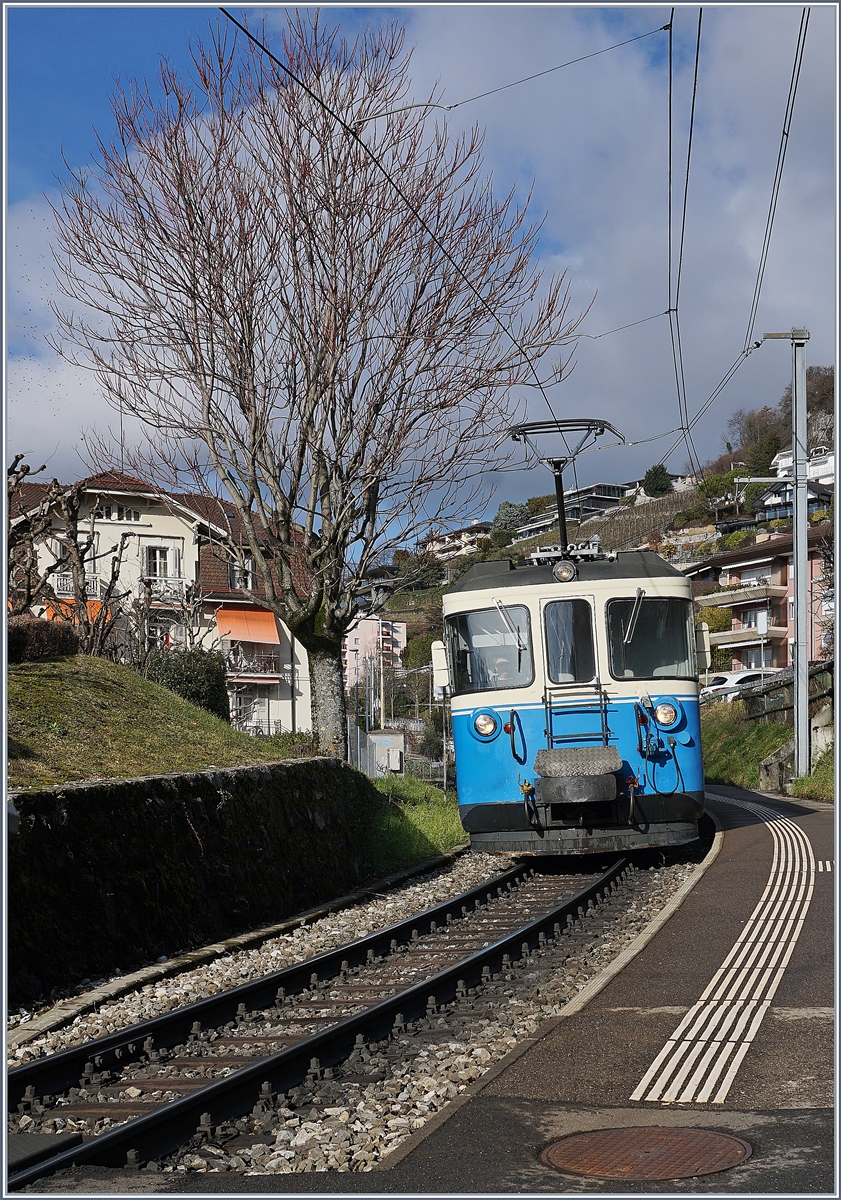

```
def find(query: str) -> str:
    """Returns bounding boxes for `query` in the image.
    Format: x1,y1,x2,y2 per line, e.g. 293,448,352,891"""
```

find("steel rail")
9,863,529,1109
8,858,627,1188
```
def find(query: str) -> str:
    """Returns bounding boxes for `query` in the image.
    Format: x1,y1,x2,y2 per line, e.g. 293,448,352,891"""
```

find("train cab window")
607,597,694,680
544,600,596,683
445,605,533,693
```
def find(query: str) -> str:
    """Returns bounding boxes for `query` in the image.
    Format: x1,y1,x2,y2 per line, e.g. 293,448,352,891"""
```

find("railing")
404,755,447,783
225,649,290,677
741,663,834,726
53,573,104,599
230,716,287,737
138,576,187,602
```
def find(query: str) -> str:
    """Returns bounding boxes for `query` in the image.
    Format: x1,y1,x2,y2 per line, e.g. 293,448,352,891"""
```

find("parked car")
700,669,781,703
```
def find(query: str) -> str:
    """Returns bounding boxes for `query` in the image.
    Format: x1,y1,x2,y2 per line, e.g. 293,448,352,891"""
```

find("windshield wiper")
623,588,646,645
492,597,526,669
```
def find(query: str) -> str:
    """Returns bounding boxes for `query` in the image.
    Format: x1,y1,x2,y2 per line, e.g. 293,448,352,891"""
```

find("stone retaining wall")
8,759,381,1004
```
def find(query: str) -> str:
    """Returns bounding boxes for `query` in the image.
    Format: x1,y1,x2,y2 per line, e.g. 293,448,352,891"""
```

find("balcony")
696,582,787,609
137,576,187,604
53,572,104,599
225,647,291,680
709,624,788,648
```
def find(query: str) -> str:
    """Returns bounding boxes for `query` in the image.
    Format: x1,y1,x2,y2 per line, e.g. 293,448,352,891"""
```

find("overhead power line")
368,24,670,119
667,8,704,480
742,6,811,353
658,6,811,469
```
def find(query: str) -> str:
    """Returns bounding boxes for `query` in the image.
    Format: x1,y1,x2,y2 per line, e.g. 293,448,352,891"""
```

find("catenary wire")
219,7,566,427
667,9,704,480
365,24,670,120
658,6,810,467
561,310,669,341
742,7,811,353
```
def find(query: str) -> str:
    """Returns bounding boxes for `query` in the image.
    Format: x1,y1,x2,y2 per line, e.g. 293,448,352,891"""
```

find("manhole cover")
540,1127,752,1181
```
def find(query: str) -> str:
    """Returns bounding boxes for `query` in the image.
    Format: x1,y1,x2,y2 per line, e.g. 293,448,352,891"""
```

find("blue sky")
5,5,837,503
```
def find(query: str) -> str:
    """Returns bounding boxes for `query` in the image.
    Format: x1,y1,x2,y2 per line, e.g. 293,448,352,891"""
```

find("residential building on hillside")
685,524,833,671
424,520,492,561
770,444,835,485
510,475,700,544
341,616,407,690
751,480,833,524
511,509,557,543
12,471,311,735
511,483,627,542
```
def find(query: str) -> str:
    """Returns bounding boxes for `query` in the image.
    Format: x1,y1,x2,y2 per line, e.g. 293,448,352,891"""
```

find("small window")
146,547,169,577
229,555,254,590
544,600,596,683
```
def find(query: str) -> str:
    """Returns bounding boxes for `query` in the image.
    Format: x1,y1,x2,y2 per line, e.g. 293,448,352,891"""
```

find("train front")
433,550,706,854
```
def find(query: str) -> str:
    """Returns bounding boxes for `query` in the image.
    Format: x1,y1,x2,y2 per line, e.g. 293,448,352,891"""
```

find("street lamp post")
352,648,360,766
762,329,810,776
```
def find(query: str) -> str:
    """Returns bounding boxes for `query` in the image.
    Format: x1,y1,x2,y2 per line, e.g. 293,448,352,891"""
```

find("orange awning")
45,600,103,621
216,608,281,644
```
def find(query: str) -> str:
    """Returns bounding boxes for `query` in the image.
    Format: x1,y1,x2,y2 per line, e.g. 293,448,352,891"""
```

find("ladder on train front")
544,684,610,748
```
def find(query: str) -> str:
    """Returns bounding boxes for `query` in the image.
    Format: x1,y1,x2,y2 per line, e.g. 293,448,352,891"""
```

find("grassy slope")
8,657,468,876
7,656,298,790
700,698,834,799
370,777,466,874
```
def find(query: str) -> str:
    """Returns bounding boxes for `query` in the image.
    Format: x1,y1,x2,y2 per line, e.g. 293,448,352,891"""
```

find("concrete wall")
8,759,382,1004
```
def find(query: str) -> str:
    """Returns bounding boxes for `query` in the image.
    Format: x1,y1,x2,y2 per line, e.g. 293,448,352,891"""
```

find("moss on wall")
8,759,382,1003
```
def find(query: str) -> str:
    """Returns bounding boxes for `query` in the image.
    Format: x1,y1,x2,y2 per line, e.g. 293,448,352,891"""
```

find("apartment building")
686,524,832,671
14,470,311,735
424,521,492,561
341,616,407,690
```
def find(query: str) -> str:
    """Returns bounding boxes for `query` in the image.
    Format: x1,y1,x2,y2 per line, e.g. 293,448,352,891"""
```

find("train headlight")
654,702,679,727
553,560,577,583
473,712,499,737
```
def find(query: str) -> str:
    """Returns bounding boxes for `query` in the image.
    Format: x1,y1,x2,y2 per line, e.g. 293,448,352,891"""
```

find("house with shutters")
15,470,311,735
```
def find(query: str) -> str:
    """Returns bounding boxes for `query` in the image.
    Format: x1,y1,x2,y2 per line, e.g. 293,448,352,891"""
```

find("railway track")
8,856,629,1188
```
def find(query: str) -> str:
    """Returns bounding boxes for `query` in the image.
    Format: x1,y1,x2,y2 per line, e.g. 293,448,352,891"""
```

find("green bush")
491,528,514,548
145,647,230,722
418,707,444,759
8,615,79,663
262,730,318,758
717,530,753,552
789,745,834,802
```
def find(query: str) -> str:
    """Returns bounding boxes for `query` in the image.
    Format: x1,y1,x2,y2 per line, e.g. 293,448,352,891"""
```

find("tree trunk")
308,647,348,759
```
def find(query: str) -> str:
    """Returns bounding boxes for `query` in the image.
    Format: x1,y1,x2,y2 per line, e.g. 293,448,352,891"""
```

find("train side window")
606,598,694,680
544,600,596,684
444,606,533,693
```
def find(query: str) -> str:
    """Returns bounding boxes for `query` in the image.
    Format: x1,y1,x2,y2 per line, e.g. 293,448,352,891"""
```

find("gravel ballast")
10,834,715,1178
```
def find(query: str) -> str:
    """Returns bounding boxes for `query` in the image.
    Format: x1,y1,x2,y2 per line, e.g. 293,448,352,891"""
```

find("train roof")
445,550,687,594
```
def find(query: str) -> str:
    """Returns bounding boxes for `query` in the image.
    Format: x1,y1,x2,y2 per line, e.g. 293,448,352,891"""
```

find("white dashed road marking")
630,797,815,1105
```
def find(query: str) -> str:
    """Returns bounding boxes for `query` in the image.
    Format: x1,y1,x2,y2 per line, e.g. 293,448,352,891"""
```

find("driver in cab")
492,650,515,684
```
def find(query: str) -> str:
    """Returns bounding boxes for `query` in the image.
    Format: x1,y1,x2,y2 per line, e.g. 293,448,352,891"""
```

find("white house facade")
19,471,312,735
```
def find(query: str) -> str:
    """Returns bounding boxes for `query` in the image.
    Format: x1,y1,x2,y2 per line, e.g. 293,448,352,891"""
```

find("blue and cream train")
432,544,709,855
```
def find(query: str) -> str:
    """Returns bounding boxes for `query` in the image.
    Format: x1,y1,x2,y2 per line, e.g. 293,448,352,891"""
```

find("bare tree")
45,483,134,657
7,456,70,615
49,13,583,755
